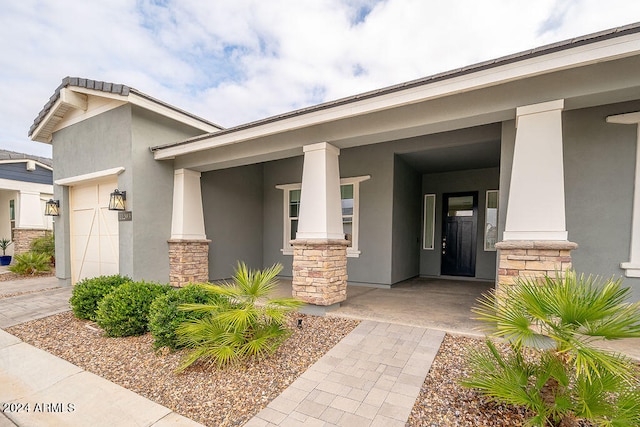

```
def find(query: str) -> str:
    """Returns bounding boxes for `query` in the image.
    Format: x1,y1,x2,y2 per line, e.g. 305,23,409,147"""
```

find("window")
423,194,436,250
277,175,369,257
485,190,498,251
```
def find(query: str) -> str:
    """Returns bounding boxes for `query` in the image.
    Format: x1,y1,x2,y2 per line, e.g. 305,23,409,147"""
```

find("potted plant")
0,238,13,266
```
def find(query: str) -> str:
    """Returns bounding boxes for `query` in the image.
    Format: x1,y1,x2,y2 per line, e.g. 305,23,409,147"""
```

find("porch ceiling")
398,140,501,174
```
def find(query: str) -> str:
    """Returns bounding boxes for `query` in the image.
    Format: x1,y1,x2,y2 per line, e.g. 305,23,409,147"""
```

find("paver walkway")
0,276,70,328
246,321,445,427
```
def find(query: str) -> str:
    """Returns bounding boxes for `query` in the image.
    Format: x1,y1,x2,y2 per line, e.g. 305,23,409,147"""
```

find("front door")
441,192,477,277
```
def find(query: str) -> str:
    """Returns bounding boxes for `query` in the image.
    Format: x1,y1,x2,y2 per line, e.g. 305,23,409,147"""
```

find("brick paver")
246,320,445,426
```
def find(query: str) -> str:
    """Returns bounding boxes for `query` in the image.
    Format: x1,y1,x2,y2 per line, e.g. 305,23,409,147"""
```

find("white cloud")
1,0,639,157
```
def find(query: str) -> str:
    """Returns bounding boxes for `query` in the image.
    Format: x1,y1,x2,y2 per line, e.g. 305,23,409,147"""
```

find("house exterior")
0,150,53,257
30,23,640,305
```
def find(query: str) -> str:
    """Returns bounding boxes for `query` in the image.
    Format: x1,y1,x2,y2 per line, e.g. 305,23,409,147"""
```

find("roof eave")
151,22,640,160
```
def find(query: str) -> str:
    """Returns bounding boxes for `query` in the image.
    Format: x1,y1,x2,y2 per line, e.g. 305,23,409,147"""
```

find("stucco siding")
130,106,201,282
420,167,500,280
340,144,395,285
563,101,640,301
391,155,421,283
202,163,264,280
52,105,133,283
263,157,304,277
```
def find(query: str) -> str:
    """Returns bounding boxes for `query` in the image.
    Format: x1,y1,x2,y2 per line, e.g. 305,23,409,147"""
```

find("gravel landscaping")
6,311,359,426
5,308,540,426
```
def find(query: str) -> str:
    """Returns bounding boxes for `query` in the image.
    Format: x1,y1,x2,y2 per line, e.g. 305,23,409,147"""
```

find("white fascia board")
153,32,640,161
0,178,53,193
607,111,640,124
71,87,219,133
55,167,125,186
127,93,220,133
0,159,53,171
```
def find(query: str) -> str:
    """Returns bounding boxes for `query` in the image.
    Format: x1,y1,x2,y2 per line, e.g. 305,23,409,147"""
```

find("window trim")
276,175,369,258
423,194,436,250
484,190,499,251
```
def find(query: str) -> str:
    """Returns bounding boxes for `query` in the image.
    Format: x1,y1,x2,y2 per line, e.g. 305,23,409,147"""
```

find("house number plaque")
118,211,133,221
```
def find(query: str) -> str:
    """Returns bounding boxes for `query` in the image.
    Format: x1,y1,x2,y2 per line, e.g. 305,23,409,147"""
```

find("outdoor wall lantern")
108,189,126,211
44,199,60,216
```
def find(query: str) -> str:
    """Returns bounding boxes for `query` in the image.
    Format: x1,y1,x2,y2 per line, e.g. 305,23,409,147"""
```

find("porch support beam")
296,142,345,240
497,100,577,291
168,168,210,287
292,142,349,306
607,111,640,277
170,168,206,240
503,99,568,241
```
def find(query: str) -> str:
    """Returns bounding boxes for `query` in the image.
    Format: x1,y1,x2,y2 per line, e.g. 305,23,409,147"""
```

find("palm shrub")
96,280,171,337
462,270,640,426
70,274,131,321
176,262,303,371
9,252,51,275
149,284,221,350
30,232,55,265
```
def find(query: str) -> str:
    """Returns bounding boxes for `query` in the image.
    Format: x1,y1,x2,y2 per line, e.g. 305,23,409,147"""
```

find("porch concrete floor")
275,276,493,337
275,276,640,360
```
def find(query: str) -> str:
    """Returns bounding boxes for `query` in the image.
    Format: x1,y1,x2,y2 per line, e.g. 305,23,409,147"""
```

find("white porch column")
607,111,640,277
292,142,349,307
497,100,577,290
168,168,209,287
170,168,206,240
504,99,568,241
296,142,345,240
16,190,46,230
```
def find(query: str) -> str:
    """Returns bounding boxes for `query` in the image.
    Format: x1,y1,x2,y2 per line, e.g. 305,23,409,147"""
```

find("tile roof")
150,21,640,152
0,149,52,167
28,77,222,137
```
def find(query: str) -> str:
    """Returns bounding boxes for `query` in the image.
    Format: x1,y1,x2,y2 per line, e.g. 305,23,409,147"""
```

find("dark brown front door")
441,192,477,277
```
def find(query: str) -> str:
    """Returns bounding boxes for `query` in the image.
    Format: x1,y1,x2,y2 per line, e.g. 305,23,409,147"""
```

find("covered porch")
272,276,493,335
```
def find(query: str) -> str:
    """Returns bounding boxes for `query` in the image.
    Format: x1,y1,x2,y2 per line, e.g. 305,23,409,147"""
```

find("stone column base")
292,239,349,306
495,240,578,291
13,228,48,255
168,239,211,287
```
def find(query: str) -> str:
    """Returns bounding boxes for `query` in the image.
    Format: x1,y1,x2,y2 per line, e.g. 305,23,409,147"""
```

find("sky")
1,0,640,158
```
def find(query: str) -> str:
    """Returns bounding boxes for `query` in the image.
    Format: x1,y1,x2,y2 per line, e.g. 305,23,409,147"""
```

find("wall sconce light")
44,199,60,216
108,189,126,211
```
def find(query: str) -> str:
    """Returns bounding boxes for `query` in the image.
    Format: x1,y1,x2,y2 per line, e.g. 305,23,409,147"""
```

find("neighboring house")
29,23,640,306
0,150,53,256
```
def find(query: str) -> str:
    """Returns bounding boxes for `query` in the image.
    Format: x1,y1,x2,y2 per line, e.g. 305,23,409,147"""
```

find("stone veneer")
291,239,349,306
12,228,48,255
495,240,578,290
168,239,210,287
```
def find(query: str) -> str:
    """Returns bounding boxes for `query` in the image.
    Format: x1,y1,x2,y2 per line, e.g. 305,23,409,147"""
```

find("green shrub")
149,284,218,350
9,252,51,275
462,270,640,426
30,233,55,264
176,262,303,370
96,281,171,337
69,275,131,321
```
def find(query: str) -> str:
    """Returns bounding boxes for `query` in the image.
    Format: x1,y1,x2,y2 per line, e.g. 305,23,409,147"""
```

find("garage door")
70,179,119,284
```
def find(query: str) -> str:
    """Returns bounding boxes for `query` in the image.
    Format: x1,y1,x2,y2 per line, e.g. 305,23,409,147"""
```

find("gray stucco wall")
129,106,202,282
340,144,395,285
201,163,264,280
52,105,134,284
52,104,205,284
263,156,304,277
420,168,500,280
563,101,640,302
391,155,421,283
